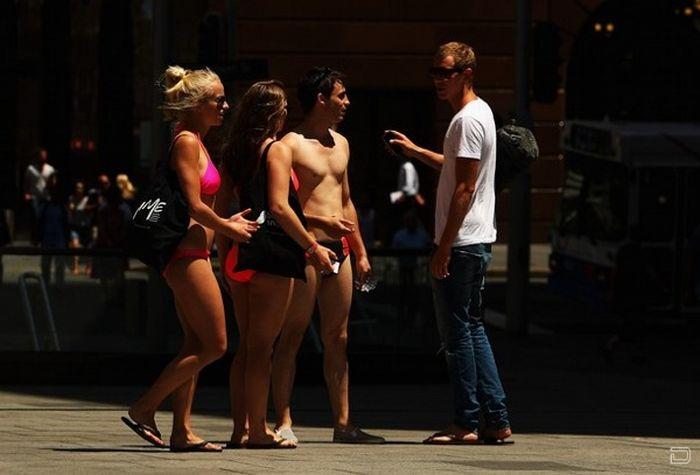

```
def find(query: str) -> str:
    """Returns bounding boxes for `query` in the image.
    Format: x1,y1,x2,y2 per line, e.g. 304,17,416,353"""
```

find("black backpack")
126,147,190,272
495,124,539,193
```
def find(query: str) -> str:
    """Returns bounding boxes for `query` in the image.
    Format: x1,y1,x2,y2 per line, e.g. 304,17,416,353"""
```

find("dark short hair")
32,147,47,161
297,66,346,114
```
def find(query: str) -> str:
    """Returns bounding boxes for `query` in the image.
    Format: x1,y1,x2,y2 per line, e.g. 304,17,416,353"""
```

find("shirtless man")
271,67,385,444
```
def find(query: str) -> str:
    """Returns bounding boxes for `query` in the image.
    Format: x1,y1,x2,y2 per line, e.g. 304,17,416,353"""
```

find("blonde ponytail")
159,65,220,121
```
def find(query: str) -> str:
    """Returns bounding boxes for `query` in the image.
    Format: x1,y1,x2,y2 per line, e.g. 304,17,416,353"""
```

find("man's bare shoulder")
329,129,349,148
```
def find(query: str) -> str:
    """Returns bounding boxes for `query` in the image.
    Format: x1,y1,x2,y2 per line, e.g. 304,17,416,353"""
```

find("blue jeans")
430,243,509,431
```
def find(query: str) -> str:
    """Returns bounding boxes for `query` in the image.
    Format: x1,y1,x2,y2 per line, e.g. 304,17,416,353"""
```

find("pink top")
172,129,221,196
199,153,221,196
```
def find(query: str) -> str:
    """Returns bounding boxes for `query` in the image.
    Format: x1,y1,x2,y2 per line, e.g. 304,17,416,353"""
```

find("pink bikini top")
199,152,221,196
172,130,221,196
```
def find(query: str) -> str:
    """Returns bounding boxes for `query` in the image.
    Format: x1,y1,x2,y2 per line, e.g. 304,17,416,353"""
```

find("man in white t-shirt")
392,160,425,205
390,42,511,445
24,147,55,243
24,148,55,204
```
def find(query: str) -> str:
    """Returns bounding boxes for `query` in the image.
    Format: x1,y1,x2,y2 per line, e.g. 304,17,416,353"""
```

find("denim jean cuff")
454,418,479,433
484,411,511,430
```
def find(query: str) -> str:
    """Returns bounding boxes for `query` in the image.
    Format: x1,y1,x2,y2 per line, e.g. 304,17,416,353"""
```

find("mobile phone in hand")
382,130,403,157
321,259,340,278
330,260,340,274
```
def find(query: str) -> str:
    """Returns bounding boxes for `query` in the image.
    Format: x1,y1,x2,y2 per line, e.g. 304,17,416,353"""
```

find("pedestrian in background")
24,147,55,244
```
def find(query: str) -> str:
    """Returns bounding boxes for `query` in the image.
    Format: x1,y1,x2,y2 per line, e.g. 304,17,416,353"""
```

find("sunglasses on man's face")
428,67,464,80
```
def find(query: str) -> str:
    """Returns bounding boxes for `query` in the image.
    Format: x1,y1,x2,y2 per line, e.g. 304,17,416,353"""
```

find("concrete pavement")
0,384,697,474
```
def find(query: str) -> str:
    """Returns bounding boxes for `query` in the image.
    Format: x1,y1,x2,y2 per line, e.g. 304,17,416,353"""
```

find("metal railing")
0,245,440,354
18,272,60,351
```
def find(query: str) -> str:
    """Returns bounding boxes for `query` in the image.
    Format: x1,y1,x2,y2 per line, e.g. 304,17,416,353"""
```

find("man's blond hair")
435,42,477,72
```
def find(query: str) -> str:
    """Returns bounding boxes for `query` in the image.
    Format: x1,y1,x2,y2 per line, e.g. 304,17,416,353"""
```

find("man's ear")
464,68,474,81
316,92,327,106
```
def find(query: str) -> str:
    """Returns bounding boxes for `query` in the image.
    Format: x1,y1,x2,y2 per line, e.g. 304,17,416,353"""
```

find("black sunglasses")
428,67,465,79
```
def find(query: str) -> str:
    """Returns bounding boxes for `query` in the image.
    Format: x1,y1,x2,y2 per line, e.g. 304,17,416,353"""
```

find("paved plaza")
0,383,697,474
2,242,698,473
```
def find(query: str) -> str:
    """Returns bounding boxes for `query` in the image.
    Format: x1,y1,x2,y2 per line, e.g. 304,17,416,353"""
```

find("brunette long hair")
221,80,287,188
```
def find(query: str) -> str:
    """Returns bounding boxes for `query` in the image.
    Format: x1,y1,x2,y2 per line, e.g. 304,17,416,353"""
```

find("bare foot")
228,430,249,447
247,430,296,448
122,408,166,448
247,435,297,449
481,426,512,441
170,440,223,452
171,430,223,451
127,407,158,435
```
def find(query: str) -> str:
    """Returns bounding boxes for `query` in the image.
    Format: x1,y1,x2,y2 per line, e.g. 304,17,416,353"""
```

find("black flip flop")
246,439,296,450
482,438,515,445
170,440,223,453
121,416,167,448
225,441,247,449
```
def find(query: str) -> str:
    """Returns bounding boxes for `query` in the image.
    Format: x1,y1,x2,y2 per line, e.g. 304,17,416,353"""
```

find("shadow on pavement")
2,282,699,440
51,448,164,453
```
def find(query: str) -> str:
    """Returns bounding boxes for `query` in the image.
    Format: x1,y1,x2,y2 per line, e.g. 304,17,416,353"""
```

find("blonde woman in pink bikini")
122,66,258,452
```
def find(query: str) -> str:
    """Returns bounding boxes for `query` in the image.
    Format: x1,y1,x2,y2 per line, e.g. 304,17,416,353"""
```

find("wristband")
304,242,318,259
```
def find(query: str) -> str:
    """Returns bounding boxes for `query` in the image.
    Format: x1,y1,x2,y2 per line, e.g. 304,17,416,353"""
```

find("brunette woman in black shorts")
215,80,336,449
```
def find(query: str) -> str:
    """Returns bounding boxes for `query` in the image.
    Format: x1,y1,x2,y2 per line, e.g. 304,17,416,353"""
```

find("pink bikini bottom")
225,246,256,283
163,248,210,275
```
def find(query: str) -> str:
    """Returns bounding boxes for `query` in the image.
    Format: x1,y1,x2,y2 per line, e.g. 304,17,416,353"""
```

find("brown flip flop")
422,431,480,445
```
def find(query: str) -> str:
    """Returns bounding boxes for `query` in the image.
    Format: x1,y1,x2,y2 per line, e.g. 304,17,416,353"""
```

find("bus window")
556,152,628,241
636,168,677,242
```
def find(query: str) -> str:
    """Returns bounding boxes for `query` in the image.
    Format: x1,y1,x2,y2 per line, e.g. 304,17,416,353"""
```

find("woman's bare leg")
170,298,201,445
128,258,226,444
245,273,294,445
229,281,250,444
272,265,318,430
170,374,198,443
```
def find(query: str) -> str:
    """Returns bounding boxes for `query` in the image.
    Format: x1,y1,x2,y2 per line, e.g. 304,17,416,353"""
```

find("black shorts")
318,237,350,269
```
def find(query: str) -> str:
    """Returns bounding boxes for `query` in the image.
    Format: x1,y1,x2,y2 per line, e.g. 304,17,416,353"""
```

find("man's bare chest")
294,145,348,185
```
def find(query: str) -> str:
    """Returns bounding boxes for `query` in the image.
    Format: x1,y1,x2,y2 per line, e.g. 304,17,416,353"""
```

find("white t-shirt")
398,161,419,196
26,163,56,200
434,97,497,246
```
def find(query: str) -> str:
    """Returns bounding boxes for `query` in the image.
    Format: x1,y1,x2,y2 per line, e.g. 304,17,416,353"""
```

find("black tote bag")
233,143,307,280
126,150,190,272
